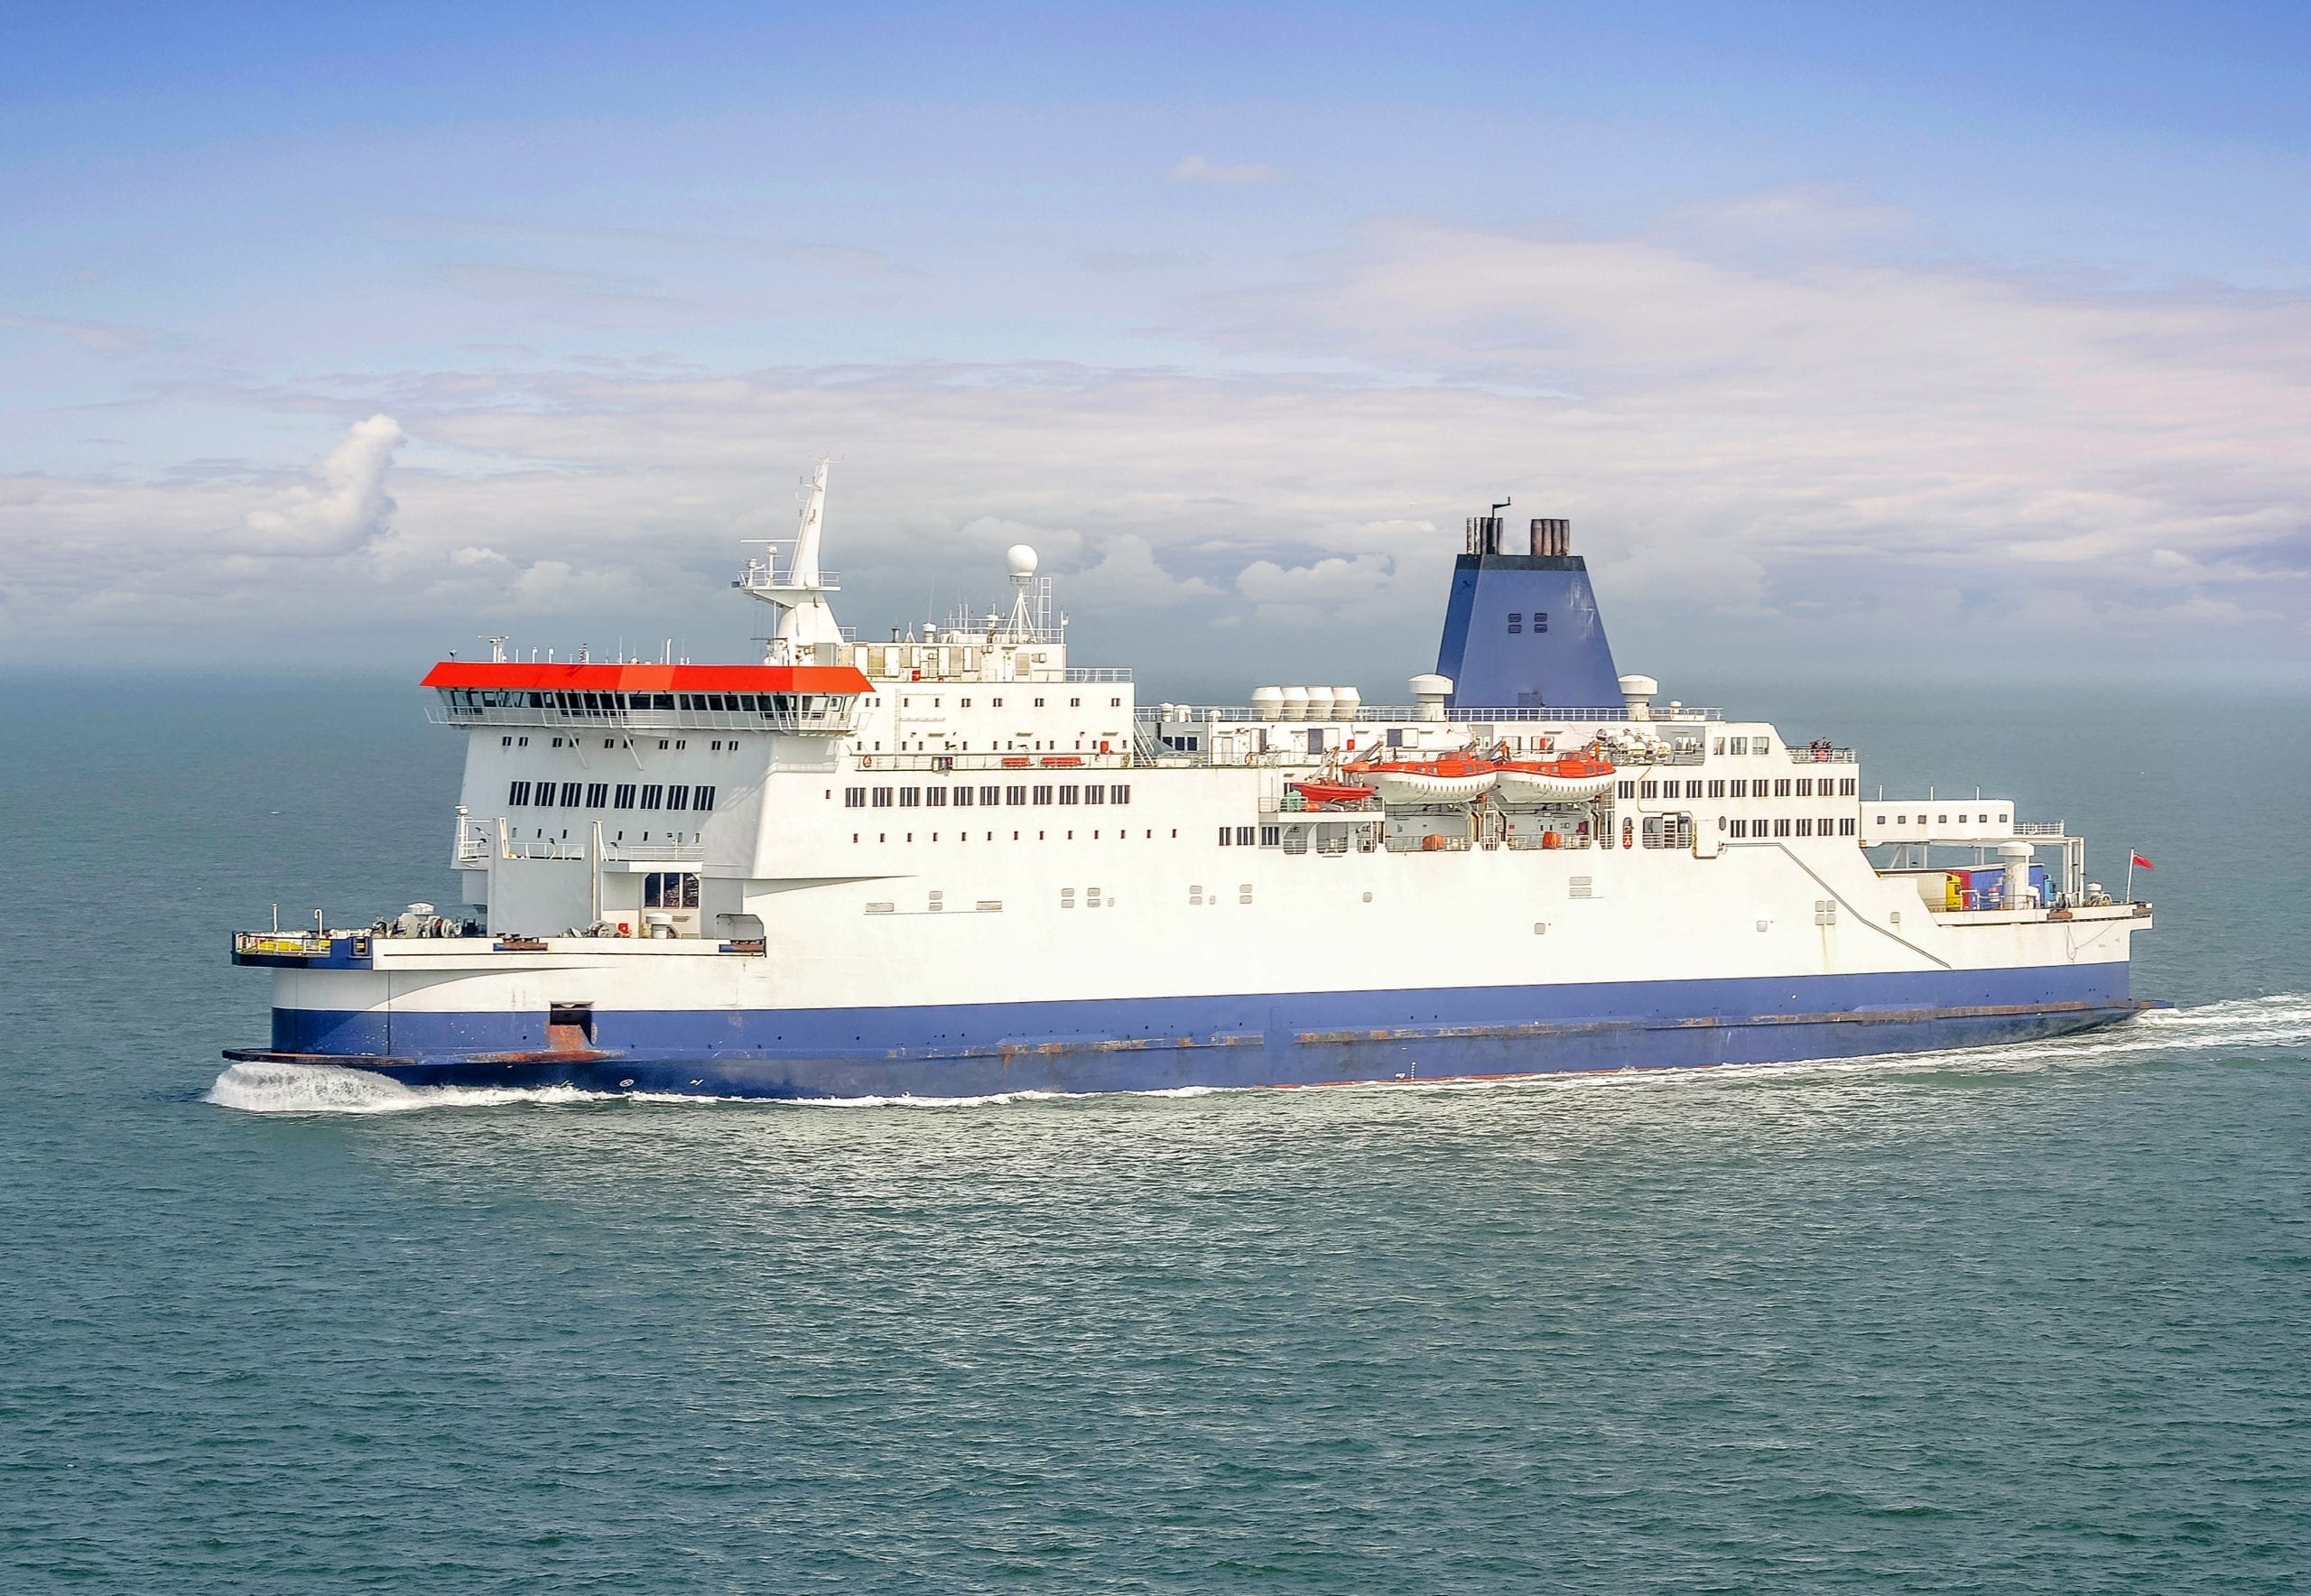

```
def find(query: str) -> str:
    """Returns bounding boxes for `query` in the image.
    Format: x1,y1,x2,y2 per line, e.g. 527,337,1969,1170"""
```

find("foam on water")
203,996,2310,1116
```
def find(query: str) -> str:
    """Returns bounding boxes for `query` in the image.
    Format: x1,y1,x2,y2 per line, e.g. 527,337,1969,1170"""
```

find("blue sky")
4,1,2307,690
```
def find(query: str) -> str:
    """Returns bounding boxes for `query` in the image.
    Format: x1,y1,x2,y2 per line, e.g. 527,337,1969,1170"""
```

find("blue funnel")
1434,551,1623,711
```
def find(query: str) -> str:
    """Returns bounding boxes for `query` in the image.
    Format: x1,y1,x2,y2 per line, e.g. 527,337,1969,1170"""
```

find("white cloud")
232,413,404,556
4,200,2308,684
1165,154,1282,185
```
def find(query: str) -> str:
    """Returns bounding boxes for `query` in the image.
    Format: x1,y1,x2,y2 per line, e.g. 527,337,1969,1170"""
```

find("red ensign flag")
2130,852,2154,871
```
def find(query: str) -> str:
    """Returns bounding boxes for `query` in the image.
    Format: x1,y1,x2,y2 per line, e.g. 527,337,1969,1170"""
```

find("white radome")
1006,544,1039,578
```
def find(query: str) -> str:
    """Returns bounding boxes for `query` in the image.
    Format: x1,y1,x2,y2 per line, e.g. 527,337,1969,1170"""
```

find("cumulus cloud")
1165,154,1282,185
4,200,2308,685
233,413,404,556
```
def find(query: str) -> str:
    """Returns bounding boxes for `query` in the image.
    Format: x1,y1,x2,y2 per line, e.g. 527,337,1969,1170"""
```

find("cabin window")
1639,780,1658,799
636,784,663,809
586,782,608,807
1616,780,1636,799
643,871,700,909
1796,778,1814,797
1110,784,1131,804
1707,780,1725,798
1069,697,1081,708
1774,819,1792,837
1685,781,1703,799
926,787,948,807
844,787,866,808
870,787,893,808
693,786,715,812
898,788,921,808
1061,887,1076,908
1034,697,1045,708
1796,819,1814,836
1730,820,1748,838
507,781,532,805
1507,612,1523,634
1260,825,1281,848
1218,827,1232,846
1841,819,1858,836
560,782,582,806
1006,784,1027,805
1774,779,1792,797
1033,784,1053,804
1058,784,1081,804
1237,827,1256,847
666,786,690,812
1083,785,1104,806
1729,737,1748,755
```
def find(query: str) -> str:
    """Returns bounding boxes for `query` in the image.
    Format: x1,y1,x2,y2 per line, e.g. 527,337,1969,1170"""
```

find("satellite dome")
1006,543,1039,578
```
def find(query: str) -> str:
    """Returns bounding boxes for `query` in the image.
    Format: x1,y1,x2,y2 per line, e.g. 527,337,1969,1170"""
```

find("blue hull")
231,966,2148,1100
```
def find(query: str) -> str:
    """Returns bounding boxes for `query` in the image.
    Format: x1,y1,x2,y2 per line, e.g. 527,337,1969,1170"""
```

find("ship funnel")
1529,518,1571,557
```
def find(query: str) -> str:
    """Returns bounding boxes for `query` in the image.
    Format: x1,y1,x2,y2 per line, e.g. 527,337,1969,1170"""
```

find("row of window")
1504,610,1550,635
1877,812,2009,828
896,694,1124,710
854,830,1176,843
455,688,833,713
507,780,717,812
1624,775,1860,800
844,784,1133,809
1729,818,1859,838
1711,737,1774,756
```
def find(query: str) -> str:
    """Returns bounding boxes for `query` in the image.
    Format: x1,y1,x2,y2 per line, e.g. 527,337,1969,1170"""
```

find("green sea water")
3,676,2306,1591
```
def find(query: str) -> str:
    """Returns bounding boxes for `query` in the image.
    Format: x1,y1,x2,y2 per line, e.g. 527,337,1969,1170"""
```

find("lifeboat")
1492,755,1617,805
1351,754,1498,804
1289,779,1378,807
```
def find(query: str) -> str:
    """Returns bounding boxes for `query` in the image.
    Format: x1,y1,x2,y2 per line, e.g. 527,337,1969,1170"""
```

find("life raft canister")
1621,817,1635,849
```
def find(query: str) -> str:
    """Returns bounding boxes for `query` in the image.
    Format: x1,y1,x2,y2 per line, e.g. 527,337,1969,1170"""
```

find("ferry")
225,465,2154,1099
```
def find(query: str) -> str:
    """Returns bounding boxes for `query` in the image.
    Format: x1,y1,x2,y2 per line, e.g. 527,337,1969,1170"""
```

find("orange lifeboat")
1492,754,1617,804
1289,779,1378,807
1354,754,1498,804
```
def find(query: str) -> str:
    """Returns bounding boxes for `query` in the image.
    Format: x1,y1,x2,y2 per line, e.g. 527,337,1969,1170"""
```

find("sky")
4,0,2308,697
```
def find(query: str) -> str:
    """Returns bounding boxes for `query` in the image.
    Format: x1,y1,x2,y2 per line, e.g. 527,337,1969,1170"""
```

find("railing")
734,566,840,591
1148,703,1722,725
1385,834,1473,853
856,752,1134,772
1063,667,1134,682
1787,745,1859,764
429,701,860,735
235,931,334,957
2014,821,2067,837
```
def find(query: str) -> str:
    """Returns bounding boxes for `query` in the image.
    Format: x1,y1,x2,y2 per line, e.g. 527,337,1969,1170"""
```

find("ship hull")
227,963,2148,1100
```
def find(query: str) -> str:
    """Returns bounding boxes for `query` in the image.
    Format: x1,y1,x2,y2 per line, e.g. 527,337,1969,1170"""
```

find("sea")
2,673,2306,1592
